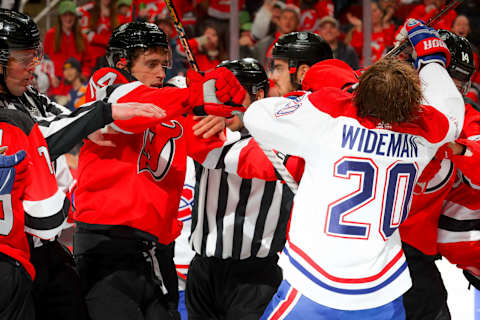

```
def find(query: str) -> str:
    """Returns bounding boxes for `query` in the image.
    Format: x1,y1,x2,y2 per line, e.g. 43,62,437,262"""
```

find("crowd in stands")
33,0,480,109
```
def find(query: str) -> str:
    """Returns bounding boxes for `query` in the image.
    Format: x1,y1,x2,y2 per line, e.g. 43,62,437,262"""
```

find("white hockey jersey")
243,63,464,310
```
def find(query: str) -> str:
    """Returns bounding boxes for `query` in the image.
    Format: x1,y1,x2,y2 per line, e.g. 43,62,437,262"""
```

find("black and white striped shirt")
190,130,295,260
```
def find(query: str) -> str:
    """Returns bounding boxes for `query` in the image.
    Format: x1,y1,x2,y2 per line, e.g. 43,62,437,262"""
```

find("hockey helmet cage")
438,29,475,94
217,58,269,96
106,21,171,69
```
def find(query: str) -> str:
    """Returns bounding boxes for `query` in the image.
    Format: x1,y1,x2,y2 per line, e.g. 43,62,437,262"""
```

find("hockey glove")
187,68,247,118
0,150,27,195
404,19,451,71
450,138,480,186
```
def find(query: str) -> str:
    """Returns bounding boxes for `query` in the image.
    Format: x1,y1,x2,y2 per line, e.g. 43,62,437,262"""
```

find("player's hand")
403,19,450,70
187,68,247,118
0,150,27,195
192,115,226,140
111,102,166,121
87,126,118,147
449,138,480,185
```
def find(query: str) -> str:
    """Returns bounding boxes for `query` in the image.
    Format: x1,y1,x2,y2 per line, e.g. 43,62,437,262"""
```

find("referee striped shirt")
190,130,295,260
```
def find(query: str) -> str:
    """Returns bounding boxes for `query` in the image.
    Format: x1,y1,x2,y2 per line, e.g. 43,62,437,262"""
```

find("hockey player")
238,20,464,319
269,31,332,96
400,29,479,320
185,58,303,320
73,21,246,320
0,9,168,320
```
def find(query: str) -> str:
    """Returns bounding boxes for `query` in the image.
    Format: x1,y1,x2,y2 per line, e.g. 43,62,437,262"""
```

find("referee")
186,58,295,320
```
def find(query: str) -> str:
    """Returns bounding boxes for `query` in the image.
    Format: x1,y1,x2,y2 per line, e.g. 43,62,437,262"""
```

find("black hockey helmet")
272,32,332,68
0,9,43,95
217,58,269,97
271,31,332,88
106,21,171,69
0,9,42,67
438,29,475,95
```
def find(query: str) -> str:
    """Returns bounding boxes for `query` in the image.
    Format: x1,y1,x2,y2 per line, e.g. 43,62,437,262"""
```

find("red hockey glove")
403,19,451,70
186,68,246,118
450,138,480,185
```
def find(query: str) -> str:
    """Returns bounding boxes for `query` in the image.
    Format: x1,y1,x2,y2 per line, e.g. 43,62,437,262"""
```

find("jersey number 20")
326,157,417,240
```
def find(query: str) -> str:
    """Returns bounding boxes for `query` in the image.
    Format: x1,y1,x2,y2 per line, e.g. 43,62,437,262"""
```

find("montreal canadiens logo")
178,184,194,221
275,96,304,118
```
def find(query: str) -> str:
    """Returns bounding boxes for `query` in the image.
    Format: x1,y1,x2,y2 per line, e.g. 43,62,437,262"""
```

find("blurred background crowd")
2,0,479,109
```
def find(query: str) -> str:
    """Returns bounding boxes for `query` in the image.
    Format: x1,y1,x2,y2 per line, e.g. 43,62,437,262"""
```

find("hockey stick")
164,0,299,193
383,0,464,59
164,0,199,72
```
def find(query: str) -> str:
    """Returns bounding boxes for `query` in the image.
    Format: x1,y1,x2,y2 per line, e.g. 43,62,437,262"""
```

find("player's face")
1,49,39,96
130,48,168,88
271,59,295,96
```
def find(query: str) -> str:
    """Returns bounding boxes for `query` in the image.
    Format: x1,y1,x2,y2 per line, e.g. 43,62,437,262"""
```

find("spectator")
251,0,284,41
155,15,187,79
348,1,395,65
43,1,92,96
452,14,470,38
287,0,334,32
407,0,456,30
252,4,300,66
239,12,256,58
117,0,131,23
451,14,480,96
63,58,87,111
318,16,359,69
77,0,120,67
177,20,227,72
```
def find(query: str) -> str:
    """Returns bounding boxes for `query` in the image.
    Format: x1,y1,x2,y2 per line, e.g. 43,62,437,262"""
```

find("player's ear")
256,89,265,100
116,60,127,70
297,64,310,84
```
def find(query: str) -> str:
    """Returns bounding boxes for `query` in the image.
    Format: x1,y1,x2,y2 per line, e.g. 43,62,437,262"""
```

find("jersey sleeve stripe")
437,229,480,243
23,188,66,218
438,215,480,232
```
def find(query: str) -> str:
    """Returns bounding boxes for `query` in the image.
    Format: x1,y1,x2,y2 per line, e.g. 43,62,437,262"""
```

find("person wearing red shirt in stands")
286,0,334,32
348,1,395,65
77,0,120,67
43,1,93,96
407,0,456,31
177,21,227,72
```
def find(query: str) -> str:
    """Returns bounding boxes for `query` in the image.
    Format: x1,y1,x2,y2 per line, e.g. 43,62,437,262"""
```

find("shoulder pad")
0,109,35,135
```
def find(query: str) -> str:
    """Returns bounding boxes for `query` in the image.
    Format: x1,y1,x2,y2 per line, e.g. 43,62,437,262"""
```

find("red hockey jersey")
0,110,66,279
75,68,228,244
400,102,480,255
437,173,480,274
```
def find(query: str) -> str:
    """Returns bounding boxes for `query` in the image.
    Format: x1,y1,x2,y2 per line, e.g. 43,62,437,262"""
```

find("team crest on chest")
138,120,183,181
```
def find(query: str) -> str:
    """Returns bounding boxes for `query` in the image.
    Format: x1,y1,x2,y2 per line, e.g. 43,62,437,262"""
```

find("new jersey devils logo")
138,120,183,181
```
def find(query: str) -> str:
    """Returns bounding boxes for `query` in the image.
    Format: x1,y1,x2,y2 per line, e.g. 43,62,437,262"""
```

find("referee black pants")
185,254,282,320
402,242,451,320
0,252,35,320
